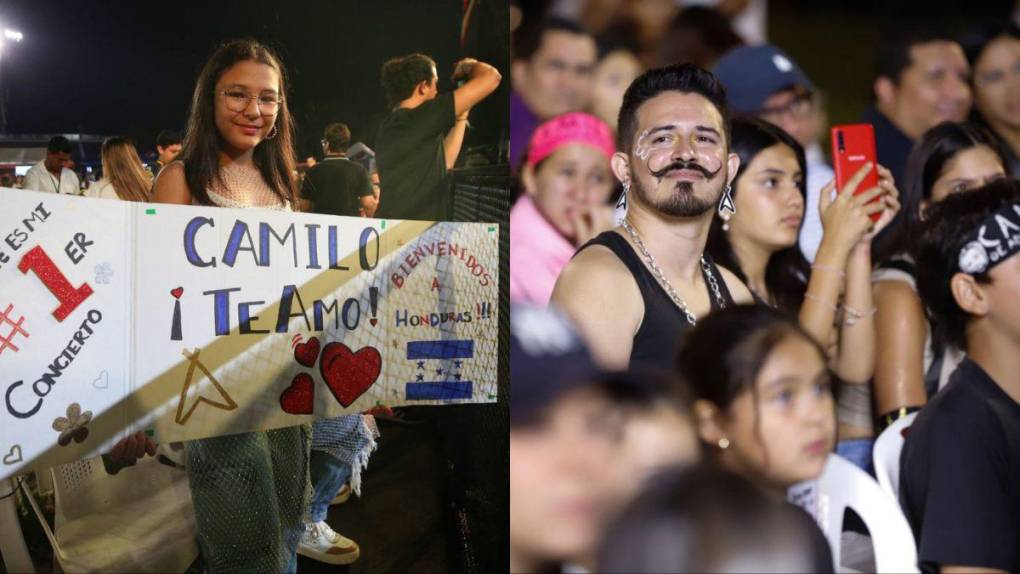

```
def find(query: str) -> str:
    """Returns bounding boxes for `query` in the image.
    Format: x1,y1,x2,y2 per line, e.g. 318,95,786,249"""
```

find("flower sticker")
52,402,92,446
94,262,114,284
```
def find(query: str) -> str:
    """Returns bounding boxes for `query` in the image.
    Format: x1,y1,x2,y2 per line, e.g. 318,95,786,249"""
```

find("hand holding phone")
831,124,882,222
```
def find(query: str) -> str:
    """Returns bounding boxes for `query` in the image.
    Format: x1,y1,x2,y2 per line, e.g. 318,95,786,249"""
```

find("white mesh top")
205,162,291,211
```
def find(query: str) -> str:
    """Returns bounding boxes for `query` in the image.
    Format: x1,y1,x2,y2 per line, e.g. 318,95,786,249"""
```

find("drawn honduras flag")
404,339,474,400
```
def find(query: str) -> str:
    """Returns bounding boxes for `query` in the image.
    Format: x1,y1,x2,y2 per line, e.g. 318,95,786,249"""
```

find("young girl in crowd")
87,137,152,202
510,112,616,306
153,39,346,572
705,116,900,472
871,122,1008,431
962,21,1020,176
675,304,836,492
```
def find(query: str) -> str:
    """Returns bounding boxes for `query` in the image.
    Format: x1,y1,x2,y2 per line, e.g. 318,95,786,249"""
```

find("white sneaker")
297,521,360,565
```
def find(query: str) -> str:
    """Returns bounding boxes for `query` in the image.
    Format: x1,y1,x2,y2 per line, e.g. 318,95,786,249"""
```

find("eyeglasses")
759,92,812,121
217,90,283,115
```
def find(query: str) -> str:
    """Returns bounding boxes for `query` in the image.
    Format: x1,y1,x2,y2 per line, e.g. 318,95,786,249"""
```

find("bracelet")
842,304,877,326
811,263,846,278
876,406,921,434
804,293,840,314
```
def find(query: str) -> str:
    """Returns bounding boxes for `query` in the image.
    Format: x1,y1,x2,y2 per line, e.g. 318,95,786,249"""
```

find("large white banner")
0,189,499,479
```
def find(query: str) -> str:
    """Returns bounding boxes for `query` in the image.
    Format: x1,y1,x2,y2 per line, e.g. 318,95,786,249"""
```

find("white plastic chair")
23,451,198,573
815,454,919,573
872,412,918,504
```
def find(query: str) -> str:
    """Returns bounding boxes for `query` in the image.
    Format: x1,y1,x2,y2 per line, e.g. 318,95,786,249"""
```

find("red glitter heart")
319,343,382,407
294,337,321,367
170,287,184,299
280,373,314,414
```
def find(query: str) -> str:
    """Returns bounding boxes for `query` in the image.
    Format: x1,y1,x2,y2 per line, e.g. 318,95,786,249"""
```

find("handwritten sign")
0,189,499,479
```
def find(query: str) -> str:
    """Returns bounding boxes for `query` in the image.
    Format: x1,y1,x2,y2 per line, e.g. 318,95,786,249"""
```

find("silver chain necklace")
619,218,727,326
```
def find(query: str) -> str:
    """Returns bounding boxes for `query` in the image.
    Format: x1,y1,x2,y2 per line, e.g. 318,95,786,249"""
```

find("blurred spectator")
623,0,683,67
657,6,744,70
905,179,1020,574
1,174,13,188
676,304,836,491
510,112,615,306
713,43,834,262
962,21,1020,176
864,26,972,186
871,122,1008,429
23,135,80,194
509,304,658,573
598,466,833,573
150,129,182,179
696,0,768,46
87,137,153,202
511,17,597,169
302,122,375,217
590,39,643,131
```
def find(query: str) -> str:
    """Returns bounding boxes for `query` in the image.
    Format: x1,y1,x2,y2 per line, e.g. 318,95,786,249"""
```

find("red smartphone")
831,123,882,222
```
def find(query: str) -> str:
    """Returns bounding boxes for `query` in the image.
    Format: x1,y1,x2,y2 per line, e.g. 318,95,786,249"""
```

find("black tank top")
577,231,735,372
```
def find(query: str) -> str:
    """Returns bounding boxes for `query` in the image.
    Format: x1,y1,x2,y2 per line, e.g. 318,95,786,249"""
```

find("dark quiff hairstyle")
380,53,436,107
675,304,830,422
913,178,1020,351
322,123,351,153
616,63,730,153
873,121,1010,266
179,39,298,207
706,116,810,312
599,466,833,573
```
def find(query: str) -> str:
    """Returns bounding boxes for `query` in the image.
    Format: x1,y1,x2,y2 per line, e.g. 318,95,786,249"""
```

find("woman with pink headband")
511,112,617,306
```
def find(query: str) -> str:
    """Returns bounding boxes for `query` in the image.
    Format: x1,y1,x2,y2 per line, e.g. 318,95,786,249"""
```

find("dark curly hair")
380,53,436,107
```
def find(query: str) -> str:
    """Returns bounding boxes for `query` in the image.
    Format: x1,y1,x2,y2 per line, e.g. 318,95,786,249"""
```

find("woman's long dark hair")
872,121,1010,267
179,39,298,207
706,116,811,312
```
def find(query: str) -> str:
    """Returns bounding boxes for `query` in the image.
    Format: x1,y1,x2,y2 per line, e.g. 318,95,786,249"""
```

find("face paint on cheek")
632,128,654,161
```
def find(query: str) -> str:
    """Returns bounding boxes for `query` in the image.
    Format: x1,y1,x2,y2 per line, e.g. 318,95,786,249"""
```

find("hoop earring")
265,124,278,140
718,184,735,217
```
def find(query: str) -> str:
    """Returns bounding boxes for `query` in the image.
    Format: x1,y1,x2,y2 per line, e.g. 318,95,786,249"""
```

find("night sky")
0,0,509,162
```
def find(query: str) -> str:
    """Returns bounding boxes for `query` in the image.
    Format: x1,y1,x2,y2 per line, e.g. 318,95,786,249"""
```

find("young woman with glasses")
152,39,312,573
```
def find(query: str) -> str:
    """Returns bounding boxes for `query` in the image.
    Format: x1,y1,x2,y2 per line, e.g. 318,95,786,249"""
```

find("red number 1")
18,246,93,322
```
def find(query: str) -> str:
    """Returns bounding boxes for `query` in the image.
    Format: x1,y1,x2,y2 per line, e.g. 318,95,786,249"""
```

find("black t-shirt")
900,358,1020,573
375,92,456,221
301,156,373,217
